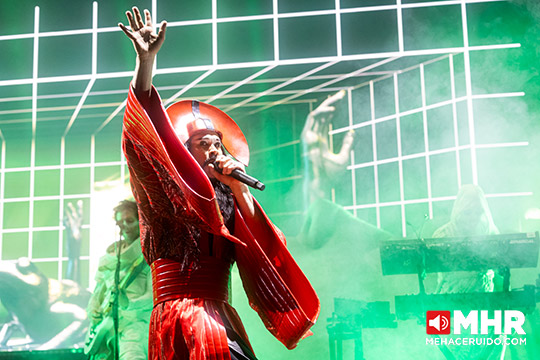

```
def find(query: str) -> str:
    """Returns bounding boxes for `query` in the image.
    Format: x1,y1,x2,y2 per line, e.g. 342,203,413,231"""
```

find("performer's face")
189,131,223,178
455,200,488,235
115,209,140,244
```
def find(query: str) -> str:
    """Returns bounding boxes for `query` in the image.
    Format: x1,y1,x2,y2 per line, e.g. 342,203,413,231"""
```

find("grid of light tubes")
0,0,532,286
335,54,531,236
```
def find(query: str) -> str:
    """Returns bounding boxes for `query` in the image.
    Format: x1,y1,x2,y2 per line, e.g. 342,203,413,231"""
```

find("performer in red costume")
118,7,319,360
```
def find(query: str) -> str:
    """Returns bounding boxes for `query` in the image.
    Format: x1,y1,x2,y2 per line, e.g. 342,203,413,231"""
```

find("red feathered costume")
122,86,320,360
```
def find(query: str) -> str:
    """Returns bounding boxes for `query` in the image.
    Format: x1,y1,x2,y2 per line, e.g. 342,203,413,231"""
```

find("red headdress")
166,100,250,166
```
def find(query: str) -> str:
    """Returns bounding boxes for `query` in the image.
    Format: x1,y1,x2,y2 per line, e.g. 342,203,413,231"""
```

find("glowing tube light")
347,89,358,217
460,1,478,185
273,0,279,61
163,69,216,107
346,141,529,172
28,5,40,260
249,57,398,115
206,65,276,104
0,135,5,259
343,191,532,211
1,161,123,173
93,99,127,135
393,73,407,237
420,64,434,219
369,81,381,228
63,78,95,137
449,54,462,188
0,42,521,90
329,91,524,136
225,61,337,112
0,0,509,44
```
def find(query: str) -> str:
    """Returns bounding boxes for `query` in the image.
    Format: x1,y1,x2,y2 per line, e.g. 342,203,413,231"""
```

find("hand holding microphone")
206,155,265,191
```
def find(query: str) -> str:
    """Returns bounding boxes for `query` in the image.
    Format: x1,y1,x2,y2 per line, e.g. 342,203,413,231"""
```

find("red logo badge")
426,311,451,334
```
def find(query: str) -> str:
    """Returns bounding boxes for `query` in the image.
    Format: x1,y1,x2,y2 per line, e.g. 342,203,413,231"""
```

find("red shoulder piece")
123,86,244,246
234,200,320,349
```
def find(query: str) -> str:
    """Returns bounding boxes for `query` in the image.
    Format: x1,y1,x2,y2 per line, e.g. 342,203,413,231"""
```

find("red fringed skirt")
148,258,256,360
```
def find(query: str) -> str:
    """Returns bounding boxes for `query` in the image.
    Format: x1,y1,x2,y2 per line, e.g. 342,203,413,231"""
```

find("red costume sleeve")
122,86,319,349
234,201,320,349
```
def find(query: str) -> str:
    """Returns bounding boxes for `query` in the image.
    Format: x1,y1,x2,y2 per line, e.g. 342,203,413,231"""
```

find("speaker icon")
429,315,449,331
426,311,451,334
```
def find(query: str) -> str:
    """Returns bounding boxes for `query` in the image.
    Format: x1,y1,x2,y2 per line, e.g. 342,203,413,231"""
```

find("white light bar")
485,192,534,199
0,0,508,43
0,135,5,258
0,72,392,106
449,54,462,189
262,175,303,184
0,43,521,88
0,161,123,173
0,256,91,264
2,194,92,203
461,1,478,185
394,73,406,237
251,140,301,155
347,88,358,217
343,191,533,211
28,5,40,260
248,57,398,114
163,69,216,107
328,92,525,135
206,65,276,104
370,80,381,228
420,64,434,219
1,224,91,234
335,0,342,57
63,78,95,137
225,61,337,112
273,0,279,60
93,99,127,135
346,142,529,171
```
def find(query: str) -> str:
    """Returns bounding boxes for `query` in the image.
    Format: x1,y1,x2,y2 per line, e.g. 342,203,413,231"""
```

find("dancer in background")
299,90,356,248
301,90,355,202
118,7,318,360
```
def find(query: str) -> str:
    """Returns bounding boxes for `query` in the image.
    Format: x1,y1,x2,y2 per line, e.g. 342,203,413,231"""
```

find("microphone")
209,159,265,191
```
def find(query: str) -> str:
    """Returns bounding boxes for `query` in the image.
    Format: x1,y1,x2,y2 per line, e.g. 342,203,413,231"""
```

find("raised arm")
118,7,167,96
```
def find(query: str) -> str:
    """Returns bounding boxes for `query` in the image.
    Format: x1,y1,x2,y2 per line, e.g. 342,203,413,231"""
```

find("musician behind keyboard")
426,185,505,359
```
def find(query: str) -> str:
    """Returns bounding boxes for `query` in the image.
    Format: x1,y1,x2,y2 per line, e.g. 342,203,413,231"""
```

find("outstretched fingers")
118,22,135,40
321,89,346,108
125,10,136,31
145,9,153,27
118,9,137,39
156,21,167,44
133,7,145,29
312,89,346,116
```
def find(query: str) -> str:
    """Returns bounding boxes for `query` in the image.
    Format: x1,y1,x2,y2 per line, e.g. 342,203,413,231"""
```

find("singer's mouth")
203,156,217,168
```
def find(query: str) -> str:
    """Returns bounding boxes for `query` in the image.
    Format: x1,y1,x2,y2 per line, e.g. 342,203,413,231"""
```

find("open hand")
118,7,167,60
